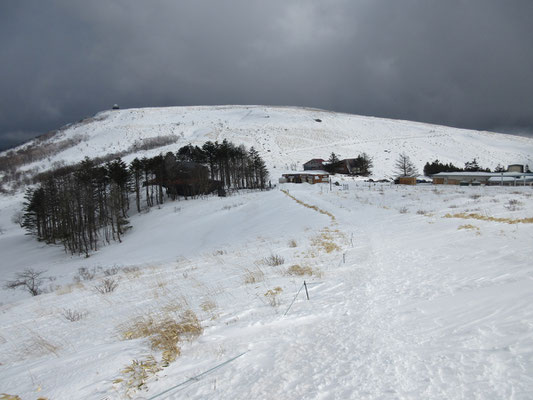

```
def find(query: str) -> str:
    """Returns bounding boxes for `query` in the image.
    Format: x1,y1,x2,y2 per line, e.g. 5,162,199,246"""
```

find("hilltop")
2,105,532,181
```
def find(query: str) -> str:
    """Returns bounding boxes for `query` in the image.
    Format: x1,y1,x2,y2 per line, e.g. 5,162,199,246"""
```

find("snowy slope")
0,182,532,399
1,106,533,399
4,105,533,178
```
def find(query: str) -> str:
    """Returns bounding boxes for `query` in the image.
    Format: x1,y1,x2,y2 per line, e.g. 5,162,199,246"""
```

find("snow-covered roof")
433,172,533,178
283,170,330,175
488,176,533,182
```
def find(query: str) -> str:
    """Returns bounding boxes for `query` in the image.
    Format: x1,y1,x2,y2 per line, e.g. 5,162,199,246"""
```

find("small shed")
398,177,417,185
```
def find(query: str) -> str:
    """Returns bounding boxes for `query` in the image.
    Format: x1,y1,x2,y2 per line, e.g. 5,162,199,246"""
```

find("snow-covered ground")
3,105,532,179
1,180,532,399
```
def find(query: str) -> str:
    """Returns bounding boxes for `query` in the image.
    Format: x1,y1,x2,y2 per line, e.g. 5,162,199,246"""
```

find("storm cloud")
1,0,533,150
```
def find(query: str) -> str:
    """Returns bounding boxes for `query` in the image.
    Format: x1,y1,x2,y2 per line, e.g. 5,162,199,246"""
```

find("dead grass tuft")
0,395,22,400
287,239,298,248
243,268,265,284
263,254,285,266
311,230,340,253
162,301,183,314
94,278,119,294
121,310,202,364
20,332,61,358
62,308,88,322
55,281,85,295
118,356,162,396
201,300,217,313
122,266,142,279
264,287,283,307
458,224,480,232
286,264,314,276
505,199,523,211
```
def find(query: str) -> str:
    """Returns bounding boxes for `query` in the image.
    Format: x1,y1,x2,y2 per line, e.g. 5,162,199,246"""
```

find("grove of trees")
22,140,268,256
423,158,491,176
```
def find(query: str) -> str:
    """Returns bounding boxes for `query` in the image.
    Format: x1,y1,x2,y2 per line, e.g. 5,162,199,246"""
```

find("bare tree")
4,269,50,296
394,153,419,177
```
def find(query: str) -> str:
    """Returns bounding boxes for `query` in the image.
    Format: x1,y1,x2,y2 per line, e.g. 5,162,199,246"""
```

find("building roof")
433,172,533,178
283,170,329,176
304,159,325,163
488,176,533,182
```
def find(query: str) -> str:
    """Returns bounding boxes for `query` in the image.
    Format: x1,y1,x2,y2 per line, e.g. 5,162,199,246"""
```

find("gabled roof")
283,170,329,175
304,159,325,163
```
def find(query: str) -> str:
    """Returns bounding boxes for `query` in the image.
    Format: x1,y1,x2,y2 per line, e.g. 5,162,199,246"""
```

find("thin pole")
304,281,309,300
147,351,249,399
284,283,305,316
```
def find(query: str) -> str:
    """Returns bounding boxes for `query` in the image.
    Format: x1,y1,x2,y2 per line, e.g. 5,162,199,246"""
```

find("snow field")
0,182,532,399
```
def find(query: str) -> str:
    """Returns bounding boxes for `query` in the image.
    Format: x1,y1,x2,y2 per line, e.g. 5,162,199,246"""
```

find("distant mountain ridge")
2,105,532,179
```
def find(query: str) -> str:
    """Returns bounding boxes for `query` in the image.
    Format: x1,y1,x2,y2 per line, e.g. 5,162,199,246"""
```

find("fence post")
304,281,309,300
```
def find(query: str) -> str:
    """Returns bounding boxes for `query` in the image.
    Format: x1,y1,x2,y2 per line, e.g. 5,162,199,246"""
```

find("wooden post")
343,253,346,264
304,281,309,300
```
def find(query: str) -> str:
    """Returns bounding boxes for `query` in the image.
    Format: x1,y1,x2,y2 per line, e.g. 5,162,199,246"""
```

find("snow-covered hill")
1,106,533,399
4,105,533,178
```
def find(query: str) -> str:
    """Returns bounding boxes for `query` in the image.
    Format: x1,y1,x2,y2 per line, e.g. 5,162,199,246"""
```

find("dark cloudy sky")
1,1,533,150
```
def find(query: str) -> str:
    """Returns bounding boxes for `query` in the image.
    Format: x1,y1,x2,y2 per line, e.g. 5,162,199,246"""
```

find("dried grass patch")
121,310,202,364
122,266,142,279
20,333,61,358
55,282,85,295
311,230,340,253
286,264,314,276
201,299,219,320
116,356,162,396
264,287,283,307
263,254,285,266
162,301,184,314
244,268,265,284
444,213,533,224
0,394,22,400
458,224,480,234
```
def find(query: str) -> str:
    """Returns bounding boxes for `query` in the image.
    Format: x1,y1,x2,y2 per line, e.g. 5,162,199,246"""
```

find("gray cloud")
1,0,533,151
